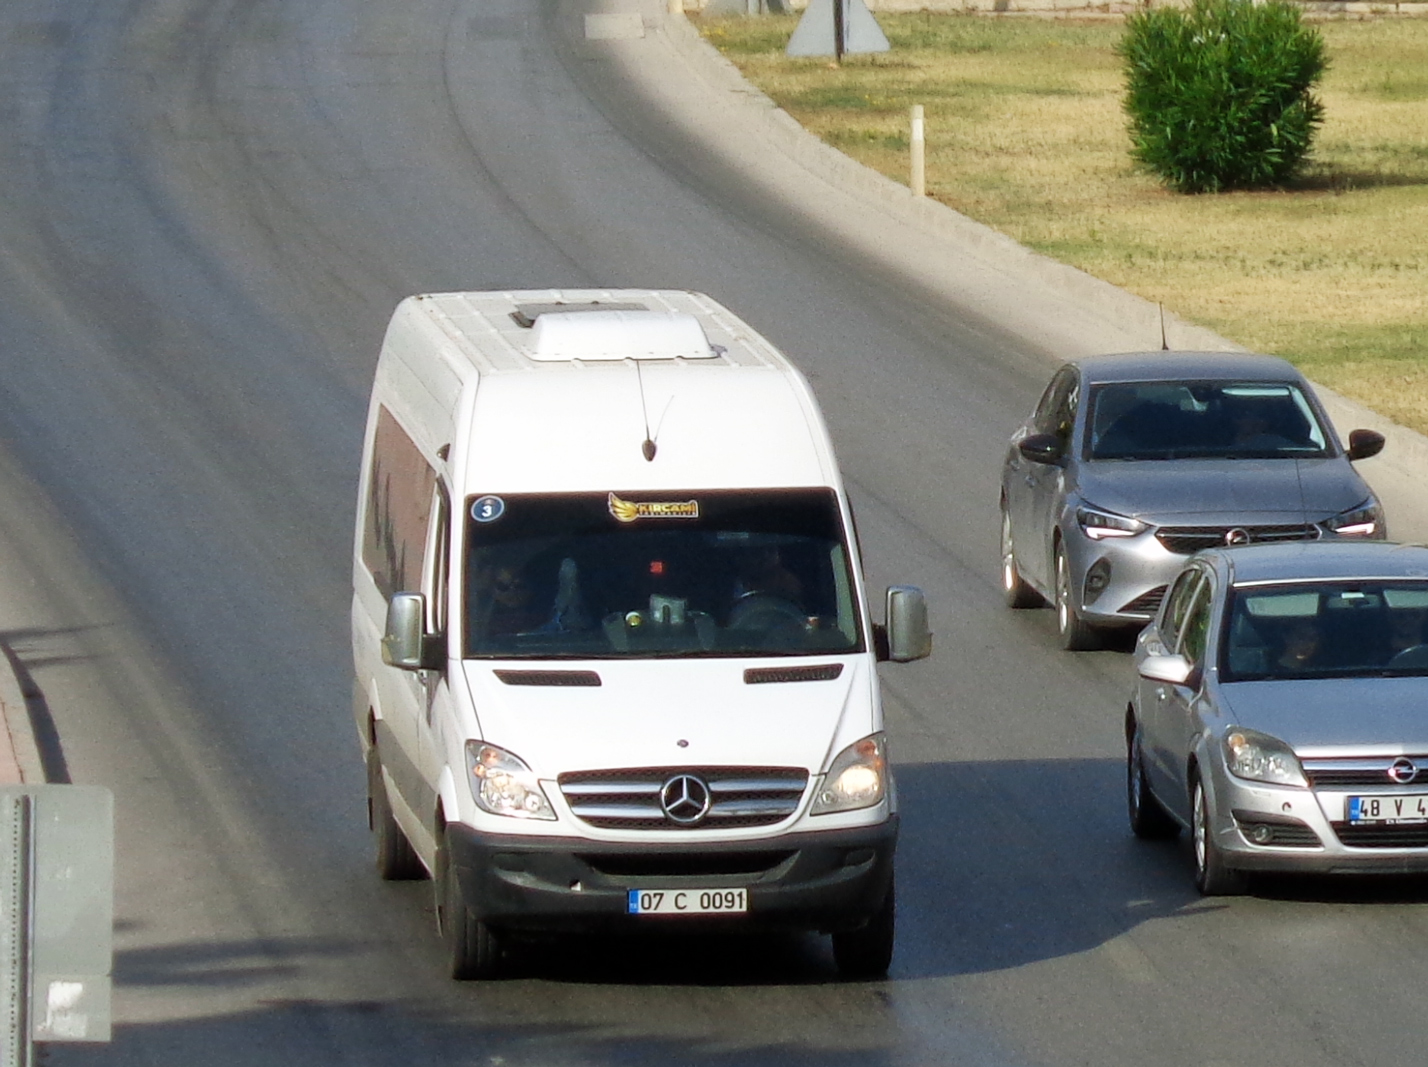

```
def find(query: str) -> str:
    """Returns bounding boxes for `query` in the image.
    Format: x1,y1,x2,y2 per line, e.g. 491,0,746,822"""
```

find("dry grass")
700,14,1428,433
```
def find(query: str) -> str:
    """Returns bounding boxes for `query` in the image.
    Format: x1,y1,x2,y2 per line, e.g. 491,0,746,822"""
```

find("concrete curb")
626,3,1428,539
0,644,42,784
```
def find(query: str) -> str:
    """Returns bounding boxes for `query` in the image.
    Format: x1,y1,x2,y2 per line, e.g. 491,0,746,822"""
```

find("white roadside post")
910,104,926,197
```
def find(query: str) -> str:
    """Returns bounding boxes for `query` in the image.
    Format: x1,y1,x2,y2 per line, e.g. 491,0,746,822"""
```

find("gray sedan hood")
1078,457,1367,522
1218,677,1428,752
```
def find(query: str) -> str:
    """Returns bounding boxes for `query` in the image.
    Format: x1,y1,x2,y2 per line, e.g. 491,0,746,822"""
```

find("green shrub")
1120,0,1327,193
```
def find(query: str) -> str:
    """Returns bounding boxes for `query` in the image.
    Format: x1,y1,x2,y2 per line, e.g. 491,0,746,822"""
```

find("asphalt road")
1,0,1426,1064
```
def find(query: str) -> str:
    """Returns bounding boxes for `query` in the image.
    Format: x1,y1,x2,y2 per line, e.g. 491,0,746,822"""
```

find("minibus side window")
362,407,438,600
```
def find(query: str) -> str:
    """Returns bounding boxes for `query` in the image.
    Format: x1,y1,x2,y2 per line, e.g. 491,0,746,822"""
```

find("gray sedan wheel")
1054,543,1100,651
1192,776,1247,896
1000,503,1043,609
1128,725,1179,840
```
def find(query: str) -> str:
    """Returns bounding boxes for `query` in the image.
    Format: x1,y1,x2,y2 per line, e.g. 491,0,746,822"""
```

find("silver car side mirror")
1138,653,1193,686
883,585,932,663
382,592,443,671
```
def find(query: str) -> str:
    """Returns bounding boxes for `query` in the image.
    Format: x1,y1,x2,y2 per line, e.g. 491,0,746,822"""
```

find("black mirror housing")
1347,428,1386,461
1018,433,1065,465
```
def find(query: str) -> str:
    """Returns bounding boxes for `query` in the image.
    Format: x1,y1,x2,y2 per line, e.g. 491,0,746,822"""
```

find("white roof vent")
530,311,717,362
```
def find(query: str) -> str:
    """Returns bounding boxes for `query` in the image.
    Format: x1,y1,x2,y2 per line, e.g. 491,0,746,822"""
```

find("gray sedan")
1126,541,1428,894
999,352,1386,649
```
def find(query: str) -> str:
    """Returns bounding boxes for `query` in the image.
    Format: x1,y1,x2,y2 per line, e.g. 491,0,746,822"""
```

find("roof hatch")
529,310,718,362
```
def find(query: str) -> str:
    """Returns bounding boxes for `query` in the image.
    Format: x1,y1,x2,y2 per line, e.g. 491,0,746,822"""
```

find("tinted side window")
362,406,438,600
1158,569,1201,650
1179,581,1213,666
1033,367,1078,439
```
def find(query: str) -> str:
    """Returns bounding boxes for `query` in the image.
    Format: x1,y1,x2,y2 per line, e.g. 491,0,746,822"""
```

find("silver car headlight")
1076,503,1146,541
810,733,887,815
466,742,556,820
1222,728,1307,788
1322,498,1382,538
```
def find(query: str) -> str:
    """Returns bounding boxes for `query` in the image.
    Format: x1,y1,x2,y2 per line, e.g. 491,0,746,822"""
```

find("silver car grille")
1155,523,1320,555
557,767,808,830
1117,585,1168,617
1331,824,1428,848
1303,757,1428,789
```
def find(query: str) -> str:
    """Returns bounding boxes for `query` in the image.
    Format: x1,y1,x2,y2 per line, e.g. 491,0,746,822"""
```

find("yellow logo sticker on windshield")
608,492,699,523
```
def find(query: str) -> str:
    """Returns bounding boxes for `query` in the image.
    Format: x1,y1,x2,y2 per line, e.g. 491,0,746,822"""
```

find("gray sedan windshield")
1223,581,1428,681
1088,381,1331,460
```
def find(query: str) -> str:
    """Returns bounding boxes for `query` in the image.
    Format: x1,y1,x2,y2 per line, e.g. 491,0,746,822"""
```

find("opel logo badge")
660,774,712,825
1224,528,1252,546
1389,757,1419,785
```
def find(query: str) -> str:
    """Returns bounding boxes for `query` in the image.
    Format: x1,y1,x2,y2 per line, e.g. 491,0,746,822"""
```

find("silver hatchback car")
1000,352,1386,649
1127,541,1428,894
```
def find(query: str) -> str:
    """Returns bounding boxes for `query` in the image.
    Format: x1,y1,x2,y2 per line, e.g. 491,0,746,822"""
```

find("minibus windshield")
463,488,862,658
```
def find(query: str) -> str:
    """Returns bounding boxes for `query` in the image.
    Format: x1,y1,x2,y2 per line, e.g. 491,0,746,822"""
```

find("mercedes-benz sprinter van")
351,290,931,980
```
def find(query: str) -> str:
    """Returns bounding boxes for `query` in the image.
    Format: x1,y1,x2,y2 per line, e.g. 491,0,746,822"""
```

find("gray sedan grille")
557,767,808,830
1303,757,1428,789
1332,823,1428,848
1118,585,1168,617
1155,523,1320,555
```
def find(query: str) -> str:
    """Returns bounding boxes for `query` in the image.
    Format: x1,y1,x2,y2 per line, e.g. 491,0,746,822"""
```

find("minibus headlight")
811,733,887,815
466,742,556,820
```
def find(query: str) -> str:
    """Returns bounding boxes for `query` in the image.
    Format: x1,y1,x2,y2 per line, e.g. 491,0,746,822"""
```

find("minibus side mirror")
879,585,932,663
382,592,444,671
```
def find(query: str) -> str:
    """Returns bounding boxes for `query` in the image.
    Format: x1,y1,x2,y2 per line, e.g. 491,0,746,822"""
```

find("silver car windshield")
1087,381,1331,461
1222,582,1428,681
462,488,862,659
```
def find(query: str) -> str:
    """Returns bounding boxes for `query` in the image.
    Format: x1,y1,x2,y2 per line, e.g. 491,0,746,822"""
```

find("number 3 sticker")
471,495,505,523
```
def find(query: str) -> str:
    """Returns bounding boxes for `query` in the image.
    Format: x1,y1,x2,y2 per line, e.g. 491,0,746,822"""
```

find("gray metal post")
1,795,34,1067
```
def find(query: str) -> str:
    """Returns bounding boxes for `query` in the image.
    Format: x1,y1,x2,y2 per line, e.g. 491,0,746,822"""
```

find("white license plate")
626,888,748,915
1348,794,1428,824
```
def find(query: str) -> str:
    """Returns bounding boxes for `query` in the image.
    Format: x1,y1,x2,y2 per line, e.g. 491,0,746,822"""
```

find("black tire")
1054,543,1101,651
1191,775,1247,896
1000,503,1043,609
435,830,501,980
1127,724,1180,840
832,877,895,980
367,747,426,881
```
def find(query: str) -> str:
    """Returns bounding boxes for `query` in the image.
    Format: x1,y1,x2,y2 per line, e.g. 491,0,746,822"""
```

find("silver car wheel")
1192,776,1246,896
1054,544,1098,650
1000,505,1041,609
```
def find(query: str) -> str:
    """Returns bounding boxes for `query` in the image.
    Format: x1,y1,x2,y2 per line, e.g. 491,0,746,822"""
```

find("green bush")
1120,0,1327,193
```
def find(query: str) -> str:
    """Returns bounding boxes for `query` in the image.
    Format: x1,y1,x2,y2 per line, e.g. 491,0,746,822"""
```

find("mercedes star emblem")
660,773,712,825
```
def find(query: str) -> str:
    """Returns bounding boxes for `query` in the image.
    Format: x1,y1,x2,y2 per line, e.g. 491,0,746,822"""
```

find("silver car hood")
1217,677,1428,752
1078,457,1367,522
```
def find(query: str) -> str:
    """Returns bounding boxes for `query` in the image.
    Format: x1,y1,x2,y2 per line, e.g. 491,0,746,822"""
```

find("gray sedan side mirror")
1018,433,1065,465
1347,428,1385,461
382,592,444,671
1138,653,1193,686
881,585,932,663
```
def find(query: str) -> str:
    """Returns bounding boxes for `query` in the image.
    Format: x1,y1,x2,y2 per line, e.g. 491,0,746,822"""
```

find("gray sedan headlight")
466,741,556,820
811,733,887,815
1076,503,1146,541
1322,498,1382,538
1222,728,1307,788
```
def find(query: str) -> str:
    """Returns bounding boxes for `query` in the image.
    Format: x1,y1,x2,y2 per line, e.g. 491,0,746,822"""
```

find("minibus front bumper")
446,817,897,935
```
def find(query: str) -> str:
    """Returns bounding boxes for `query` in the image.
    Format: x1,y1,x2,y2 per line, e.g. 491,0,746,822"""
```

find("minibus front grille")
558,767,808,830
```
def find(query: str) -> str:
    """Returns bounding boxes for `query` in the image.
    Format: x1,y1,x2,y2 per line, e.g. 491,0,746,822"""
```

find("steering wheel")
727,591,806,631
1388,644,1428,670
